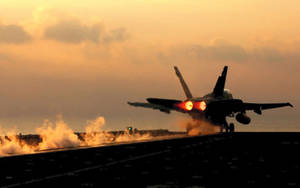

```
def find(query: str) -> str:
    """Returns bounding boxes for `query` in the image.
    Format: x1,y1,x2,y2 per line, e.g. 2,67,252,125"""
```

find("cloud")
103,28,129,43
0,24,31,44
191,43,248,62
250,47,284,63
0,52,13,62
44,19,102,43
163,39,289,63
44,19,128,44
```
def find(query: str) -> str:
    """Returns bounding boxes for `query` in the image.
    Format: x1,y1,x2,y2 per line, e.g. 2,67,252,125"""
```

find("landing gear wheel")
224,123,229,133
229,123,235,132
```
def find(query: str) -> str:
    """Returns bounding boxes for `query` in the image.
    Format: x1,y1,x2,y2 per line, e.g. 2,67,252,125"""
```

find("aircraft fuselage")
128,66,293,132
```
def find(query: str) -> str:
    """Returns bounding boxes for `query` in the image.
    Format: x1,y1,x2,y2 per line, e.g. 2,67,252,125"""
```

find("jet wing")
203,99,293,116
128,98,183,114
244,102,293,114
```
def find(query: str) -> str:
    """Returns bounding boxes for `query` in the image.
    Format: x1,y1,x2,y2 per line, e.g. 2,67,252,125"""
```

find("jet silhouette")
128,66,293,132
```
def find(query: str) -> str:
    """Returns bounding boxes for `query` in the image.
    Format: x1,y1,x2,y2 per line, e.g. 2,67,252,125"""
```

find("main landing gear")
229,123,235,132
223,122,235,133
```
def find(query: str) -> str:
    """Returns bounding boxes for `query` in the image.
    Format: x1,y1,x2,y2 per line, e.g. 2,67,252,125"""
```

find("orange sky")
0,0,299,133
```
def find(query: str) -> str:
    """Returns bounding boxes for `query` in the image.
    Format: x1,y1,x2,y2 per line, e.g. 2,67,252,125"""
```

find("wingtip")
288,103,294,108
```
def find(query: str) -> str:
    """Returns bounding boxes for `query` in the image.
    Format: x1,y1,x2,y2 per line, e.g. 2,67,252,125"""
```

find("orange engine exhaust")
194,101,207,111
184,101,193,111
176,100,193,111
175,101,206,111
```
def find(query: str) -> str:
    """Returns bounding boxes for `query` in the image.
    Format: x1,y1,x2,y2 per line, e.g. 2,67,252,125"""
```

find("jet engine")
235,113,251,124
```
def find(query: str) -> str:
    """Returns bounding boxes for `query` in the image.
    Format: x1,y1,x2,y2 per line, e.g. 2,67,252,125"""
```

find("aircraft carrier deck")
0,132,299,187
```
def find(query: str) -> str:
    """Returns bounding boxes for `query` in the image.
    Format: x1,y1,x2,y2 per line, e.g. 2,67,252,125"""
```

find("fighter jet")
128,66,293,132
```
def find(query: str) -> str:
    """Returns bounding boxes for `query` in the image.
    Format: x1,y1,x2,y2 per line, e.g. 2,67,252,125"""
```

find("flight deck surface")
0,132,299,187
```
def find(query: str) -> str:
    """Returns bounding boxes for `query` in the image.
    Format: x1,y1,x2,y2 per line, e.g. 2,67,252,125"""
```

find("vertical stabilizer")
174,66,193,99
213,66,228,97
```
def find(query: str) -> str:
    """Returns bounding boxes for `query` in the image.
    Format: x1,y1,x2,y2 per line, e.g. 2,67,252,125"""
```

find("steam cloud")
0,116,151,156
0,128,35,155
179,119,220,136
36,119,81,150
82,116,115,146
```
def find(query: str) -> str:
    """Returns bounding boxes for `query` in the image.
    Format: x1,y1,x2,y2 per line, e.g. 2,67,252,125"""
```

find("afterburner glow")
198,101,206,111
184,101,193,111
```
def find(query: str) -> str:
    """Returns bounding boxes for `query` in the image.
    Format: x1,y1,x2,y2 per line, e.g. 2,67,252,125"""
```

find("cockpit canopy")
223,89,233,99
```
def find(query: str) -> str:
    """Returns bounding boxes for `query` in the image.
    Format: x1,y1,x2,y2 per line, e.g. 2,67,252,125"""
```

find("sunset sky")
0,0,299,133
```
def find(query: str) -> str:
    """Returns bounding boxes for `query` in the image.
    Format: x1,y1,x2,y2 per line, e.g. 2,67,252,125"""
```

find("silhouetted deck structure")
0,132,299,187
